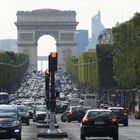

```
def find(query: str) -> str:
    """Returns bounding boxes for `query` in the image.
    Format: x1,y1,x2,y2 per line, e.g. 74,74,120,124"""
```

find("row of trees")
65,44,114,93
65,12,140,93
113,12,140,89
65,52,99,92
0,51,29,92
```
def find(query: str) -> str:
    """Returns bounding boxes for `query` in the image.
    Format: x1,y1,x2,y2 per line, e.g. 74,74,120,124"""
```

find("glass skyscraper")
76,30,88,56
87,11,105,51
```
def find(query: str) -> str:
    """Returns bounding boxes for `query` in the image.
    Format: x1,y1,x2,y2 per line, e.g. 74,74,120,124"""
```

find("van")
0,92,10,104
70,98,80,106
83,94,97,108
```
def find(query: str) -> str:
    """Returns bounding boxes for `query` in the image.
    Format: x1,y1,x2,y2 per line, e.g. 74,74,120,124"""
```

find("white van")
83,94,97,108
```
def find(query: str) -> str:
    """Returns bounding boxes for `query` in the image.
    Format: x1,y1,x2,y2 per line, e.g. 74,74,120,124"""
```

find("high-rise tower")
87,11,105,51
76,30,88,56
92,11,105,48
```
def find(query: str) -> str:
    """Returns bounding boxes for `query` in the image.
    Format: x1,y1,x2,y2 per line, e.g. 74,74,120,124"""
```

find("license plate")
0,129,7,133
95,122,105,124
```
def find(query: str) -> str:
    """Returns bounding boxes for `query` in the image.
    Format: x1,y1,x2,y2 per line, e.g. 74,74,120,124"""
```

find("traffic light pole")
48,69,57,134
45,72,50,124
37,53,68,138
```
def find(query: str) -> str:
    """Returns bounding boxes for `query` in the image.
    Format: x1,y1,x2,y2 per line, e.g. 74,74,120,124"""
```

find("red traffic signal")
50,52,57,59
48,52,57,72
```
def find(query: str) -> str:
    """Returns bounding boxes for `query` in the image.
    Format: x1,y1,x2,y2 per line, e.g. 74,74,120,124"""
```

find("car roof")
36,105,46,108
17,105,27,108
69,106,83,109
108,107,124,110
86,109,112,113
0,92,9,95
0,104,16,109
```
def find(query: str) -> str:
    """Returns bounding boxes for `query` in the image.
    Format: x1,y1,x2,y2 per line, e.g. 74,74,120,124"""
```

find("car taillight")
82,117,92,123
111,118,117,123
69,111,74,115
123,113,128,117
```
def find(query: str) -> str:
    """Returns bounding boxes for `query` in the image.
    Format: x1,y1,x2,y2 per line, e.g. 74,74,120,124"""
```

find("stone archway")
15,9,78,71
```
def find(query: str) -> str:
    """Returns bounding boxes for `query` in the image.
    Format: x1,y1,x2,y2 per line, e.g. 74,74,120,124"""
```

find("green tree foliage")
0,51,29,91
65,56,78,81
65,52,99,91
96,44,115,90
112,12,140,88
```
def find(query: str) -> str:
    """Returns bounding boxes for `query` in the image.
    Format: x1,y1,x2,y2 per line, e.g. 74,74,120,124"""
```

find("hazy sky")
1,0,140,39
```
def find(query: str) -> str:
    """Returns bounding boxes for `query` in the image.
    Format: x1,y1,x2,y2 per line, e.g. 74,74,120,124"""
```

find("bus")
83,94,97,108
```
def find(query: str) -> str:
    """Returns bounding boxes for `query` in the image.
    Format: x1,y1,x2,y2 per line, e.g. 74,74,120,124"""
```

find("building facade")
76,30,88,56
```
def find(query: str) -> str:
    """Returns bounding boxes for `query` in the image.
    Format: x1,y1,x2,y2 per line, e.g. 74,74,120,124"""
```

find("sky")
1,0,140,39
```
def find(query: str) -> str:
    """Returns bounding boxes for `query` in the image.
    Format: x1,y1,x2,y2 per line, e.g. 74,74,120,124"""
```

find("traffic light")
48,52,57,72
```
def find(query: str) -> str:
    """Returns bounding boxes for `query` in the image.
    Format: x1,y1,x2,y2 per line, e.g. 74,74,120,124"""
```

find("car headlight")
12,121,20,127
24,113,29,117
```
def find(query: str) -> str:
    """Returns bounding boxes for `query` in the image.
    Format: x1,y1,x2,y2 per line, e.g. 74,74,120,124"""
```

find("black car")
17,105,30,125
0,104,22,140
108,107,128,126
80,109,119,140
61,106,85,122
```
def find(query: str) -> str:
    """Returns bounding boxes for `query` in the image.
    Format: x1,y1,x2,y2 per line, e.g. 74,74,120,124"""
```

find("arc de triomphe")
15,9,78,71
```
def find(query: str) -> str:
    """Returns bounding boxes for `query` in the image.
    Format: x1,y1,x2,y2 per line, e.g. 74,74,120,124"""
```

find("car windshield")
0,95,9,104
72,107,83,111
17,106,28,113
0,108,17,118
36,107,47,112
110,109,124,113
87,111,113,119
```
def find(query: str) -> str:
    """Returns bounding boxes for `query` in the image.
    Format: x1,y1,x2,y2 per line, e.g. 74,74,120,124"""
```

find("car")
0,104,22,140
108,106,128,126
17,105,30,125
0,92,10,104
33,105,48,122
80,109,119,140
55,103,68,114
135,109,140,119
61,106,85,122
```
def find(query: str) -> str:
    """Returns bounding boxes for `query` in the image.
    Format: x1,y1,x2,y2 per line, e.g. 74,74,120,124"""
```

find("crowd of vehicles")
0,70,132,140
